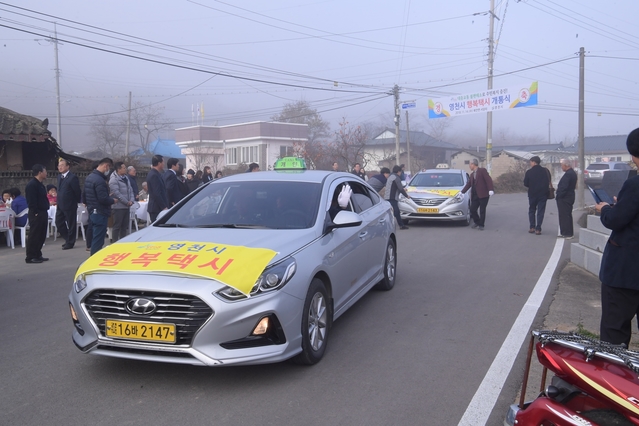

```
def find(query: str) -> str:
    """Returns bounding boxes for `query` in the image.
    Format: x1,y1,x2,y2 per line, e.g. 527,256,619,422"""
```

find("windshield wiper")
194,224,271,229
156,223,192,228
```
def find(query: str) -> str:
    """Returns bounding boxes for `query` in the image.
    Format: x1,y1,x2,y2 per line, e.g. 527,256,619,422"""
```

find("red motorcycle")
506,330,639,425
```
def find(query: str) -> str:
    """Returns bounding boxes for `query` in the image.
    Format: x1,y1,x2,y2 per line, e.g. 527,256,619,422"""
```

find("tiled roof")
0,106,50,139
566,135,627,153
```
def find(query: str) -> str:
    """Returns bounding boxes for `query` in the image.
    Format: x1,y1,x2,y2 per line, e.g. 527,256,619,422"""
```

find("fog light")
252,317,270,335
69,303,78,321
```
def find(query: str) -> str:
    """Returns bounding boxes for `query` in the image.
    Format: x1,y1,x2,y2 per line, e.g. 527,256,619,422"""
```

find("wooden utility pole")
405,110,411,175
393,85,401,166
125,91,132,159
53,23,62,147
486,0,496,173
576,47,586,209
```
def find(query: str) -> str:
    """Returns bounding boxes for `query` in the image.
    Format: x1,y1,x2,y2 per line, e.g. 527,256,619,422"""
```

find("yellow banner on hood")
408,189,460,197
75,241,278,296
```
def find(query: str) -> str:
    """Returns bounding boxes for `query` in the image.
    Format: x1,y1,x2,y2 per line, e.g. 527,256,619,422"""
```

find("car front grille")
413,197,447,207
84,290,214,345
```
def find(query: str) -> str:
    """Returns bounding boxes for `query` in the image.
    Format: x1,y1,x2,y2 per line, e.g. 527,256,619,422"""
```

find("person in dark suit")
24,164,50,264
460,159,494,230
596,128,639,346
555,159,577,239
147,155,169,222
523,156,550,235
163,157,184,207
55,159,82,249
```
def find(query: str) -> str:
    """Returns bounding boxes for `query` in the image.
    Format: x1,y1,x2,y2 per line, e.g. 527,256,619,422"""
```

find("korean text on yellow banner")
75,241,278,296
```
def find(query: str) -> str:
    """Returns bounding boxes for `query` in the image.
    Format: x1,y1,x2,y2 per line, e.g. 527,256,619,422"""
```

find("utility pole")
53,23,62,147
125,91,132,159
405,110,411,175
393,85,401,166
576,47,586,209
486,0,496,174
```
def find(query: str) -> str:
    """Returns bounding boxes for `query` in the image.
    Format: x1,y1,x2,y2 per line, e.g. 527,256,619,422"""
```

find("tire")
375,239,397,291
292,278,332,365
458,202,471,226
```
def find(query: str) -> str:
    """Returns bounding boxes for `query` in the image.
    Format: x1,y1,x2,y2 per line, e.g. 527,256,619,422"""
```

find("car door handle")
359,231,368,239
378,218,386,223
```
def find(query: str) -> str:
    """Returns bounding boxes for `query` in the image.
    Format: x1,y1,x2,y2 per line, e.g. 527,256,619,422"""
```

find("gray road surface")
0,193,565,426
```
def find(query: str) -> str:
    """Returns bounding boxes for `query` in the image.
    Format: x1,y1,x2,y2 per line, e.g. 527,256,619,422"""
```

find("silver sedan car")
398,169,471,225
69,170,397,366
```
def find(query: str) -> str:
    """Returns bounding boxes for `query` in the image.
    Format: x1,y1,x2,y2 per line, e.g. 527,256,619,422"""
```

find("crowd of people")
0,155,223,262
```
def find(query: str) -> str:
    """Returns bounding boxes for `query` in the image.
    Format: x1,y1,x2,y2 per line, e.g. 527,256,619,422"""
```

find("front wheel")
292,278,332,365
375,239,397,291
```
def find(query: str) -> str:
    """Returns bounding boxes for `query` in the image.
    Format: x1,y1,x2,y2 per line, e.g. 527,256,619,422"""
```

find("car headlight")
74,275,87,293
449,192,464,204
399,194,409,202
218,257,297,300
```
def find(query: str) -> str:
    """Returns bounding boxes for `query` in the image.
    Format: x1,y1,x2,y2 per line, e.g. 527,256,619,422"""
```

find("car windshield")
587,164,610,170
163,181,322,229
409,173,463,187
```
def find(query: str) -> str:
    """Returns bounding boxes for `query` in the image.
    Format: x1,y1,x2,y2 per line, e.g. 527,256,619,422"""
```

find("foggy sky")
2,0,639,153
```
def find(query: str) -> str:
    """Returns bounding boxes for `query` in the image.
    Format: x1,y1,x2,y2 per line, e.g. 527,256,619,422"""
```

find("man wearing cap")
524,155,550,235
460,159,494,230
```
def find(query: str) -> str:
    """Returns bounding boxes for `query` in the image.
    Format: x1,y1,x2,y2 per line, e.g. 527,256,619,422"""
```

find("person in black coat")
596,128,639,346
24,164,50,263
55,159,82,249
555,159,577,239
147,155,169,222
523,156,550,235
84,158,117,255
163,157,184,207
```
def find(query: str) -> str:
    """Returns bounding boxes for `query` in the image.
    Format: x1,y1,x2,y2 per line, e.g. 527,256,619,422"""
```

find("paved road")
0,193,564,425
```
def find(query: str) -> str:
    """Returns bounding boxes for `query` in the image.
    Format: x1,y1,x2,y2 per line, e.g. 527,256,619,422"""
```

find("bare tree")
271,100,330,169
89,114,126,157
425,116,453,141
186,143,224,172
329,118,372,171
128,102,172,154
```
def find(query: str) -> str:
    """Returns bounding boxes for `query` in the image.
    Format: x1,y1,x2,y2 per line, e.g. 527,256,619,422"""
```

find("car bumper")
69,273,304,366
398,200,468,221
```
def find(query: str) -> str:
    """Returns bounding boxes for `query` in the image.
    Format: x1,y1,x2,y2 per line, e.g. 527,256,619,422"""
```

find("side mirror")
327,210,362,231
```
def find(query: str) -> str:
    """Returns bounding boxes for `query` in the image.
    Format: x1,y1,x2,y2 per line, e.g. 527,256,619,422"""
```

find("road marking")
458,237,565,426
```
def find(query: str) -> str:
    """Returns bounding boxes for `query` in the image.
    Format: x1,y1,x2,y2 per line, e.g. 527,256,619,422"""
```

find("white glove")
489,190,494,196
338,184,352,208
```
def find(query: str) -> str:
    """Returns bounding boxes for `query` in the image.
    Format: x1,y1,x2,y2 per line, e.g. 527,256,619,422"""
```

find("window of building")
280,145,294,158
464,160,470,165
226,148,238,165
240,146,259,163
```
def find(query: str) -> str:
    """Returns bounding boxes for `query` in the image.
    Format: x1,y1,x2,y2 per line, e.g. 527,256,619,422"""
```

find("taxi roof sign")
273,156,306,171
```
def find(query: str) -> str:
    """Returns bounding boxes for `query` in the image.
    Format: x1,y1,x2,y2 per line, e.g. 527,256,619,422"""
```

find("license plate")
417,208,439,213
105,319,176,343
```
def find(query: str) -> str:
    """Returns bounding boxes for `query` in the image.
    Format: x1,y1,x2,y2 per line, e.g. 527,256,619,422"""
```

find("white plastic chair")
76,205,87,241
0,209,15,249
129,202,140,234
14,208,29,248
48,217,57,241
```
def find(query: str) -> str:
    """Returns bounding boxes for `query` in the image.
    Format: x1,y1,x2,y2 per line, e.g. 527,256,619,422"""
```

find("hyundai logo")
126,298,157,315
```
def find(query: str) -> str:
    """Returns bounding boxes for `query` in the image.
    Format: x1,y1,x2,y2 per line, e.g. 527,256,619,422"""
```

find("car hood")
405,187,462,198
123,226,319,263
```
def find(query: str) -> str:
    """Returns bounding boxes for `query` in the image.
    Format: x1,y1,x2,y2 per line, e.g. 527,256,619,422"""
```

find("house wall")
491,152,520,179
451,152,481,170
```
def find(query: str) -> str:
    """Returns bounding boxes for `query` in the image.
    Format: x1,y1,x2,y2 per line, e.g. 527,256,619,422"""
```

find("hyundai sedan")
69,170,397,366
398,169,471,225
